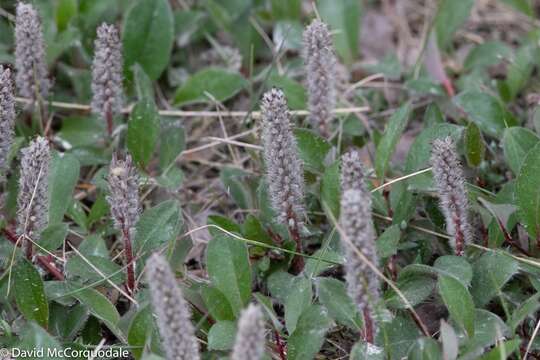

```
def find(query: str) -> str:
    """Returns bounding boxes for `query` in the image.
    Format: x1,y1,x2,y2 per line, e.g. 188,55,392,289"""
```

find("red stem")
496,218,531,257
106,106,113,137
362,307,374,344
36,255,64,281
122,225,136,295
274,330,286,360
288,220,305,275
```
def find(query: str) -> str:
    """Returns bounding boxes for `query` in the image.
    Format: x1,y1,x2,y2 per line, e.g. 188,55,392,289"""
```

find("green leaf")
208,321,236,351
461,310,509,357
317,0,360,64
133,63,155,101
434,255,473,287
122,0,174,80
434,0,474,48
507,293,540,331
376,224,401,259
133,200,183,268
464,41,512,70
375,103,410,178
65,255,124,285
385,271,436,309
350,341,385,360
48,152,80,225
56,0,77,32
503,127,540,174
71,286,122,340
505,44,537,100
220,167,253,209
317,277,361,330
285,276,313,334
268,74,306,110
438,274,475,337
128,305,159,360
294,129,331,173
201,286,235,321
127,99,160,166
271,0,301,19
159,123,185,168
39,223,68,252
287,305,332,360
464,122,485,167
18,322,63,360
470,252,518,307
49,302,89,340
206,235,252,317
408,338,442,360
381,314,422,359
516,142,540,239
320,161,340,218
13,259,49,328
478,339,521,360
453,91,516,137
174,68,247,105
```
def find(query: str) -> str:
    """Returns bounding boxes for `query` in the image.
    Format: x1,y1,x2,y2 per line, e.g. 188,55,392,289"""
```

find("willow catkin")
91,23,123,124
260,88,305,228
17,137,50,255
431,137,472,255
146,254,200,360
339,185,380,330
231,304,266,360
302,19,336,137
0,66,15,181
15,3,50,102
341,148,366,192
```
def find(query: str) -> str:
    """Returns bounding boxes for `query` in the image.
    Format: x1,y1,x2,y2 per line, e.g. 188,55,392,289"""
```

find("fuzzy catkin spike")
17,137,50,252
302,19,336,137
146,254,200,360
0,66,15,181
106,153,140,238
15,3,50,101
231,304,266,360
341,148,366,192
260,88,305,227
431,137,472,256
339,187,380,331
91,23,123,125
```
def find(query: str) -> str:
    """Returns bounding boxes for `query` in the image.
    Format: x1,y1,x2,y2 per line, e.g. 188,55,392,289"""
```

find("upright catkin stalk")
340,160,380,342
431,137,472,256
107,153,140,295
17,137,50,260
302,19,336,137
0,66,16,183
231,304,266,360
146,254,200,360
15,2,50,123
260,88,306,274
91,23,123,137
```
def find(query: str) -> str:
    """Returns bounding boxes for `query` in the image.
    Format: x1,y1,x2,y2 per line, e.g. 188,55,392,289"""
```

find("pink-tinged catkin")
302,19,336,137
15,3,50,102
341,148,367,192
146,254,200,360
339,186,380,342
260,88,305,228
0,66,15,181
260,88,306,273
431,137,472,256
231,304,266,360
17,137,50,259
91,23,123,135
107,153,140,294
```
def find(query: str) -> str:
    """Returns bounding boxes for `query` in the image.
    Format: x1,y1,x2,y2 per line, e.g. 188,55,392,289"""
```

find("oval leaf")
13,259,49,328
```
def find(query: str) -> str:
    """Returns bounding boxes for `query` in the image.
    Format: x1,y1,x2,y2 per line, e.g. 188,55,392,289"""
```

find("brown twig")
288,212,305,275
274,330,286,360
122,225,136,295
36,255,64,281
496,218,531,257
362,307,375,344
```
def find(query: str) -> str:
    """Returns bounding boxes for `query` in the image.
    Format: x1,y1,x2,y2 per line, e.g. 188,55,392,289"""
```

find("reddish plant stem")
36,255,64,281
496,218,531,257
2,228,18,245
362,307,374,344
122,225,136,296
274,330,286,360
382,189,393,217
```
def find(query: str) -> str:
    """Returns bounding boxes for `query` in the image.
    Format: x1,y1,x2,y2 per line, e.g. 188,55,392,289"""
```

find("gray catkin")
341,148,366,192
231,304,266,360
91,23,123,121
260,88,305,227
431,137,472,255
0,66,15,181
302,19,336,137
339,187,380,317
146,254,200,360
106,153,140,239
17,137,50,243
15,3,50,101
